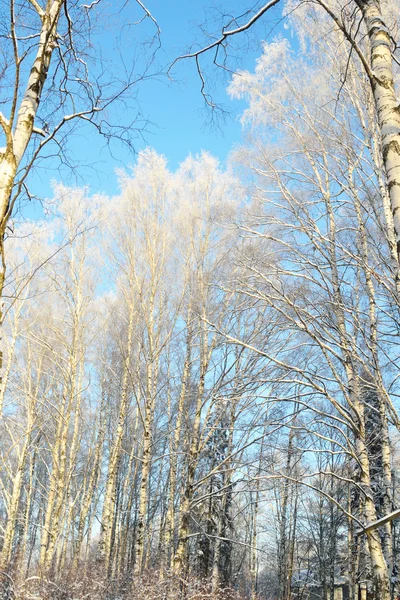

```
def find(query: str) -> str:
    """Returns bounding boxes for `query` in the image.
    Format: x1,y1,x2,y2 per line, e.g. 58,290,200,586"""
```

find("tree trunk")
99,305,135,572
173,354,207,575
356,0,400,275
164,319,192,572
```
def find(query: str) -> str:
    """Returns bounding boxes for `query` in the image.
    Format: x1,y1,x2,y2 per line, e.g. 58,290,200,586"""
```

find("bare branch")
169,0,281,71
28,0,45,19
315,0,375,84
357,508,400,535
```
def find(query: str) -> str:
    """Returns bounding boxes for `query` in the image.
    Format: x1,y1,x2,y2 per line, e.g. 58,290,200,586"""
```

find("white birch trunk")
99,304,135,572
172,342,208,575
357,0,400,277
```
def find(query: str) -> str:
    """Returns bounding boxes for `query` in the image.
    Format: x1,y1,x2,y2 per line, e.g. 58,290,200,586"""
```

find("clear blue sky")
25,0,286,217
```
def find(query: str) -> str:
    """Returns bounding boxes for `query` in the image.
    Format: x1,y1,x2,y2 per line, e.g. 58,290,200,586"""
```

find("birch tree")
226,21,400,597
174,0,400,286
0,0,160,403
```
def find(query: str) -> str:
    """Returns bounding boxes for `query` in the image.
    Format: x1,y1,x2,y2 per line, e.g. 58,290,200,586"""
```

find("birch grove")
0,0,160,403
0,1,400,600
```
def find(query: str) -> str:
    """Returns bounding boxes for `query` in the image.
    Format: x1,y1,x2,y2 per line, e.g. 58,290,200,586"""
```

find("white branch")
28,0,45,19
357,508,400,535
32,126,46,137
170,0,281,66
0,112,10,132
82,0,101,9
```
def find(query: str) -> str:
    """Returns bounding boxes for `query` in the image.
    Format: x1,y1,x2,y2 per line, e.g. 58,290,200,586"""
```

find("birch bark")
172,328,209,575
99,304,135,573
355,0,400,278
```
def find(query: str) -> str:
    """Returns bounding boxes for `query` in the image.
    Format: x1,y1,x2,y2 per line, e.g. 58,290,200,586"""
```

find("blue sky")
24,0,286,218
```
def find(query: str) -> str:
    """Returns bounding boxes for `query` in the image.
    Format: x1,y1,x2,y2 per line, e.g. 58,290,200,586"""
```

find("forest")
0,1,400,599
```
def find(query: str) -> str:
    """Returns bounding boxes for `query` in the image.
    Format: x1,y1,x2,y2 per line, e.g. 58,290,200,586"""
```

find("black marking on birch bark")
371,50,391,61
373,75,395,91
388,180,400,192
369,16,388,32
383,140,400,162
